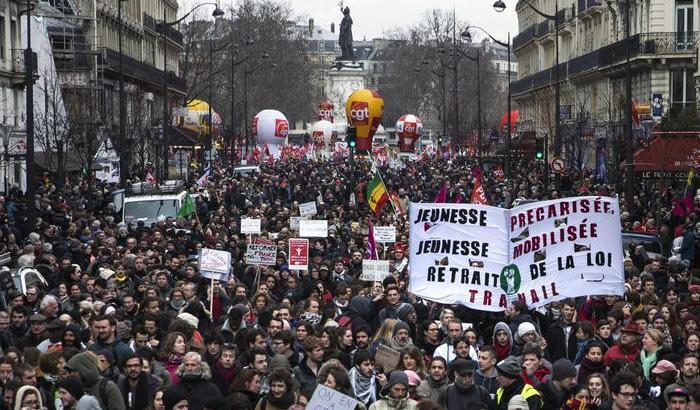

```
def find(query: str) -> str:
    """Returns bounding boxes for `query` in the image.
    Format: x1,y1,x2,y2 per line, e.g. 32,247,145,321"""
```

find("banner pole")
210,276,215,321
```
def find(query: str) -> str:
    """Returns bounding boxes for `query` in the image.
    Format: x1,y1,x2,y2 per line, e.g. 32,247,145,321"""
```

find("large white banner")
408,197,624,311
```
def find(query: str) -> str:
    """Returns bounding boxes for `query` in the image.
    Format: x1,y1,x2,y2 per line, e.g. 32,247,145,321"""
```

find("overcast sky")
208,0,520,42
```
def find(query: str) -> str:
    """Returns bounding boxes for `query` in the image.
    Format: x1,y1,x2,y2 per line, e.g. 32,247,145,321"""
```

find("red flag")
367,219,378,260
145,172,156,183
434,184,447,203
470,176,488,205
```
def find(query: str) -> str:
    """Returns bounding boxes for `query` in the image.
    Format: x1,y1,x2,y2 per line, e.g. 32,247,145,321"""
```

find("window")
671,69,696,111
676,0,694,50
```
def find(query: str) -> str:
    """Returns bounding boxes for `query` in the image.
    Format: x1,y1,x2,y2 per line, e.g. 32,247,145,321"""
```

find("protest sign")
199,249,231,281
360,260,391,281
299,201,317,218
290,217,302,231
374,226,396,243
241,218,261,235
408,197,624,311
299,220,328,238
307,384,357,410
246,244,277,265
289,239,309,270
374,345,401,372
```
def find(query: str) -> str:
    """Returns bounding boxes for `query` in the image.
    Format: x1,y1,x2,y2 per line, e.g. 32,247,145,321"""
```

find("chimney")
309,18,314,36
330,22,335,33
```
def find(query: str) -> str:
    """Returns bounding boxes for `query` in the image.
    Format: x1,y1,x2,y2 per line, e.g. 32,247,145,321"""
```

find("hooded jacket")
416,376,449,403
174,360,223,410
66,352,126,410
492,322,513,361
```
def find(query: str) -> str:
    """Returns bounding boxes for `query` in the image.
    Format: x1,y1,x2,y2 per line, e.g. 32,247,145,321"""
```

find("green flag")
177,193,196,218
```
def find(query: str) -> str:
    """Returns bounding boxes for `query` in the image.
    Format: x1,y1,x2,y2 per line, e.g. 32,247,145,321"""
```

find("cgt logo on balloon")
275,119,289,138
252,117,259,136
312,131,325,148
349,101,370,125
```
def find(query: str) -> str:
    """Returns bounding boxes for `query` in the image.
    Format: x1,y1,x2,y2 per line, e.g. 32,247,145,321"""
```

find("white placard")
241,218,261,235
290,217,302,231
245,244,277,265
299,220,328,238
408,197,624,311
299,201,317,218
307,384,357,410
199,248,232,281
374,226,397,243
360,260,391,281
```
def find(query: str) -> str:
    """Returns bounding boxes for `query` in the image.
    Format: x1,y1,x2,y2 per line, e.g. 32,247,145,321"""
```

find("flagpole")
368,152,398,216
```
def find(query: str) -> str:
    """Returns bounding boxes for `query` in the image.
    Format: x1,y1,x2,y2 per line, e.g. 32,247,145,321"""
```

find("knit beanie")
552,358,577,381
393,321,410,337
517,322,537,338
56,376,84,400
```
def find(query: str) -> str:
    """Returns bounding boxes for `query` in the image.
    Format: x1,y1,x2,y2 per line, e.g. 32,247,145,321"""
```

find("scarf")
388,337,414,351
349,366,376,405
640,349,657,380
494,341,511,361
573,339,591,365
216,362,238,387
577,357,606,384
263,389,295,410
168,354,183,366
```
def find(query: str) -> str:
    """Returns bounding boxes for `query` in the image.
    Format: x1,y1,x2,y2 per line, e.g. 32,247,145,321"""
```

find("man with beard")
293,336,323,391
87,315,132,365
211,343,239,395
368,371,418,410
393,245,408,276
417,357,449,403
8,306,29,347
546,299,578,361
349,349,378,407
117,354,161,410
174,352,222,410
441,359,491,410
434,320,477,364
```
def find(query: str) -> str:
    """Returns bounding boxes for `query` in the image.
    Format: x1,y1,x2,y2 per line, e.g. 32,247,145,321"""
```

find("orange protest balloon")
345,89,384,151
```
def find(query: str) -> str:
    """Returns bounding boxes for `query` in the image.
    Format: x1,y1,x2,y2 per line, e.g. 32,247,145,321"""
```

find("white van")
121,180,188,225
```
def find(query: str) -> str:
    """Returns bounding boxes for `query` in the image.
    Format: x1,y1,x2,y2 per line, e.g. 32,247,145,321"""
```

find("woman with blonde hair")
586,373,611,407
640,328,664,380
372,319,397,345
399,346,427,379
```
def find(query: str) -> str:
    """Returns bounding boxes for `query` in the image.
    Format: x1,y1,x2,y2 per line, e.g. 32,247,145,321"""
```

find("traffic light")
346,127,356,149
535,138,544,160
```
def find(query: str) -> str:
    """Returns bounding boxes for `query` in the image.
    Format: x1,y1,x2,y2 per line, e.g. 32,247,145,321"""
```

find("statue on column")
338,5,354,60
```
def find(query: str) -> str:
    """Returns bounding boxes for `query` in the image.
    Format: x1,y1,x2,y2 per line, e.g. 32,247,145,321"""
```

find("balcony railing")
513,31,697,96
513,25,536,49
143,13,183,46
104,49,186,93
536,20,549,38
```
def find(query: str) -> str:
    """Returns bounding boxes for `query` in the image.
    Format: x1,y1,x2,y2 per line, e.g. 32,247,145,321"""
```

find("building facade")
512,0,696,172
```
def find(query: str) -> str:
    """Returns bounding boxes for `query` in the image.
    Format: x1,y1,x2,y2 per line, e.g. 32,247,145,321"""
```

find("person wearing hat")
494,356,542,410
36,318,65,352
664,384,690,410
604,321,643,367
15,314,48,351
368,370,418,410
442,359,491,410
538,358,577,410
162,387,188,410
57,376,102,410
388,321,414,351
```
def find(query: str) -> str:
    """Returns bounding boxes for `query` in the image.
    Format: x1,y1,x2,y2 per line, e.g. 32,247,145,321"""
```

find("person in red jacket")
604,321,643,367
520,343,551,389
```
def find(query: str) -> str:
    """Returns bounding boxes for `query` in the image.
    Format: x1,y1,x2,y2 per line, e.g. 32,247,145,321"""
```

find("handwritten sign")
299,201,317,218
374,344,401,372
307,384,357,410
246,244,277,265
199,249,231,281
290,217,302,231
374,226,396,243
360,260,391,281
241,218,261,235
289,239,309,271
299,220,328,238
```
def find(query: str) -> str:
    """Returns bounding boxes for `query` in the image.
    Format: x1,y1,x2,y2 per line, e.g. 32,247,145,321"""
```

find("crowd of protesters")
0,152,697,410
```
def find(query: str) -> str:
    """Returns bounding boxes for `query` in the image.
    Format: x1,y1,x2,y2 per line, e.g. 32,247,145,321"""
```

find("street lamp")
494,0,561,160
117,0,128,187
22,0,36,218
0,124,14,195
465,25,511,178
158,2,224,179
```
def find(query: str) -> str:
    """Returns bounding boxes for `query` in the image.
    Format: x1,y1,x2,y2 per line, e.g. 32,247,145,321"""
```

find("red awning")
631,137,700,172
499,110,518,133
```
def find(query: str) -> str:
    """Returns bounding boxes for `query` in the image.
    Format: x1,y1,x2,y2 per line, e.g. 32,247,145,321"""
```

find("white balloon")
253,109,289,147
311,120,334,154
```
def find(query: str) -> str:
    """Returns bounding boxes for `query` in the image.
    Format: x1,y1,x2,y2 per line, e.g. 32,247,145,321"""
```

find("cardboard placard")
299,220,328,238
360,260,391,281
307,384,357,410
290,217,302,231
299,201,317,218
374,226,397,243
241,218,261,235
289,238,309,271
245,244,277,265
374,344,401,372
199,248,232,281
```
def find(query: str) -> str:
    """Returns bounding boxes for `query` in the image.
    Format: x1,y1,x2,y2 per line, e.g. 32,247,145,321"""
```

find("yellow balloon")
345,89,384,150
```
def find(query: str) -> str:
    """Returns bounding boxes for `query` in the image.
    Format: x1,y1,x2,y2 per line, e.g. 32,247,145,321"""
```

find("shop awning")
167,126,200,147
631,137,700,172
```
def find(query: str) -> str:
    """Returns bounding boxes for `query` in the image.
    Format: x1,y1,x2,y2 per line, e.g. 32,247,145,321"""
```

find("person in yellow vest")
494,356,542,410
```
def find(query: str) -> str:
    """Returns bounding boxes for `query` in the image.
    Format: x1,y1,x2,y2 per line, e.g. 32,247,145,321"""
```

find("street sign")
550,157,567,174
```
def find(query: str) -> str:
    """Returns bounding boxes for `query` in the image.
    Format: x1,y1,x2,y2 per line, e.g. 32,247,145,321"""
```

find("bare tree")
34,75,72,187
